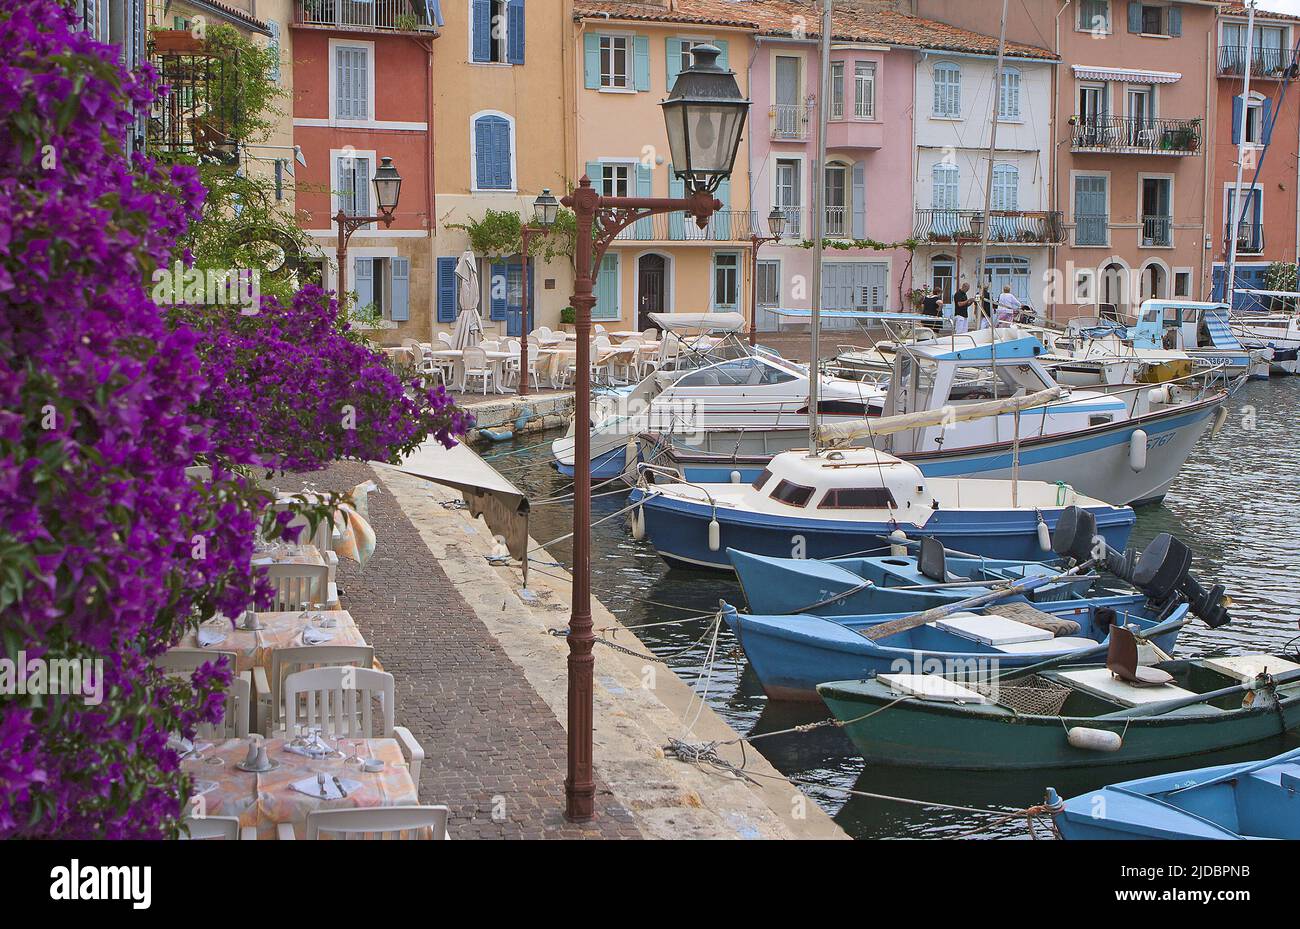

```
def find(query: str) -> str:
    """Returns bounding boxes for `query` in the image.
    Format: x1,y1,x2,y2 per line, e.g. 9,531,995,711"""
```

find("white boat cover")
818,386,1065,445
648,312,746,334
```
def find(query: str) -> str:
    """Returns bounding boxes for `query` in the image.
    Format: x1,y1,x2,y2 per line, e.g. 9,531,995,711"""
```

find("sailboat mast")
977,0,1009,392
808,0,833,456
1226,0,1258,309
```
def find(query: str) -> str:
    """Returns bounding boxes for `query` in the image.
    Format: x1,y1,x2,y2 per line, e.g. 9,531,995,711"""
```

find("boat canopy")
820,386,1065,445
1235,289,1300,298
648,312,746,334
902,328,1049,362
769,308,937,323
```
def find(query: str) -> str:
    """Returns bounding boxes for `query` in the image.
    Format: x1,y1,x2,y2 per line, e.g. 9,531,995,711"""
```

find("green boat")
818,653,1300,770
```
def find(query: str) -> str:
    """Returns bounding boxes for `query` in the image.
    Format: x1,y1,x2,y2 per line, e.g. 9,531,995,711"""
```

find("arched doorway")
637,254,667,331
1100,262,1128,320
1140,262,1167,302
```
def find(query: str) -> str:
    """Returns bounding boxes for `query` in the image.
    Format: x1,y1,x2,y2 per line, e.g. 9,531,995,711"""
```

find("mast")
808,0,832,456
976,0,1009,393
1226,0,1258,310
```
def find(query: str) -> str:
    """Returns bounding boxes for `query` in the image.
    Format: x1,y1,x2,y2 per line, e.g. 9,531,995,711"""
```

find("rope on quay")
548,609,726,665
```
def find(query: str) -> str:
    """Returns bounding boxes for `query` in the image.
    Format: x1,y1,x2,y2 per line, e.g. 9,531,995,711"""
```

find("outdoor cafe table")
178,611,369,674
183,737,417,839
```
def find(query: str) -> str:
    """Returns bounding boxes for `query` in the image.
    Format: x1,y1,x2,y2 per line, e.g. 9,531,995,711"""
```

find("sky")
1257,0,1300,16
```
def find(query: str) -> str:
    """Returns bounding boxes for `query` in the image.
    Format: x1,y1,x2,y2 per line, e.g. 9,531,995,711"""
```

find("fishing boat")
817,650,1300,770
1129,299,1272,380
638,326,1230,507
728,544,1096,618
722,595,1184,702
627,443,1136,570
1050,746,1300,839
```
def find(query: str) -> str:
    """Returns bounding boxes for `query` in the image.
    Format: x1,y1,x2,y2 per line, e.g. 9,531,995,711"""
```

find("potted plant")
560,306,576,332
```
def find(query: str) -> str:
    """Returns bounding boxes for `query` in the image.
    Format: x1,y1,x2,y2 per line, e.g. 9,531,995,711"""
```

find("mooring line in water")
527,495,649,554
548,609,725,666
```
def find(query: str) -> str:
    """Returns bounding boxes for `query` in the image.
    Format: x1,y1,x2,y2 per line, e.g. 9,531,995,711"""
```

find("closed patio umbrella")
452,251,483,350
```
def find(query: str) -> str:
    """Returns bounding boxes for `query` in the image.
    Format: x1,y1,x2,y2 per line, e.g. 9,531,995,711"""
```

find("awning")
1072,65,1181,84
380,440,531,583
648,312,746,333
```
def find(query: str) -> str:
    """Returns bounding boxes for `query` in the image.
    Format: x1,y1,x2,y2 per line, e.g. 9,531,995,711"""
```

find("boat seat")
878,673,988,704
1107,626,1174,687
993,601,1082,637
918,537,958,583
933,612,1053,646
1057,667,1195,707
993,636,1097,656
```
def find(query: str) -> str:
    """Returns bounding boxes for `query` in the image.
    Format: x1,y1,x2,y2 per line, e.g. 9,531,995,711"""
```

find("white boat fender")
730,470,742,484
630,506,645,541
1129,429,1148,472
1067,727,1123,753
624,437,639,474
1211,405,1229,439
889,529,909,557
1036,518,1052,553
1147,385,1171,407
707,517,721,552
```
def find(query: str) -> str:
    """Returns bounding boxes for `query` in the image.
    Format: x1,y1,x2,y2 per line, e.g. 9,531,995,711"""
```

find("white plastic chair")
254,643,375,737
479,339,500,353
194,672,250,740
182,815,255,840
301,805,450,841
159,647,253,738
262,562,332,612
436,331,453,348
461,346,493,395
282,666,424,785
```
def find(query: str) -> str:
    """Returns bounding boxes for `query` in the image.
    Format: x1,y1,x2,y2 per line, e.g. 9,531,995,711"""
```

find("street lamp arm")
563,182,722,274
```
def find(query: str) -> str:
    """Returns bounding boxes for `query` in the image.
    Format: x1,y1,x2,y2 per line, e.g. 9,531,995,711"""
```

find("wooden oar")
1100,668,1300,720
860,560,1097,641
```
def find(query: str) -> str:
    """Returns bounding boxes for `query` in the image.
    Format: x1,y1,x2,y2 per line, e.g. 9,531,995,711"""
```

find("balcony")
1218,45,1300,79
296,0,437,33
1141,215,1173,248
1075,213,1108,247
1227,221,1265,255
770,103,813,142
1071,116,1201,156
914,210,1065,245
615,211,756,243
147,32,242,162
825,118,884,151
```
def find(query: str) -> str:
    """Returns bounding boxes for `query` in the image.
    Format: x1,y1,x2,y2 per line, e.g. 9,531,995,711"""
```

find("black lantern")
767,206,787,239
968,212,985,241
372,156,403,215
534,188,560,228
661,44,750,195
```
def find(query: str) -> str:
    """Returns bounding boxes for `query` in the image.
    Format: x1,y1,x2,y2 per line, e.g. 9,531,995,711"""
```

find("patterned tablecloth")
184,737,416,839
178,611,368,673
251,543,326,569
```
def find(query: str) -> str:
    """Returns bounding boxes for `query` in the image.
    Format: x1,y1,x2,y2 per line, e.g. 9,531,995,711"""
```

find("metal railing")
914,209,1066,244
147,47,241,159
297,0,432,31
824,206,848,237
770,103,813,141
614,210,757,242
1218,44,1300,78
1226,221,1265,254
1141,215,1172,247
1074,212,1108,246
1071,115,1201,154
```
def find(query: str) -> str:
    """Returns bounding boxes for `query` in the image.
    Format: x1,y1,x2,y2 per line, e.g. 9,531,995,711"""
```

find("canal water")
481,377,1300,839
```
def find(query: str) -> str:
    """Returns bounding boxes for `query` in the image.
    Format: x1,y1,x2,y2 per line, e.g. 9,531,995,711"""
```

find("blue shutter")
1167,5,1181,37
852,162,866,239
475,116,511,189
1232,95,1244,146
593,254,619,320
507,0,525,64
636,163,653,239
714,39,729,71
472,0,491,62
666,38,684,88
354,259,373,310
1127,1,1141,33
634,36,650,92
267,21,281,83
391,258,410,321
714,179,732,240
437,256,459,323
1262,97,1274,145
668,165,685,239
584,33,601,89
490,261,507,320
586,161,602,191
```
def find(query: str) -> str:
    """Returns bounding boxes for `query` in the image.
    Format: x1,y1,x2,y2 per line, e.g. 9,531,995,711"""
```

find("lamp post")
518,189,560,396
335,156,402,307
747,207,787,346
561,44,749,821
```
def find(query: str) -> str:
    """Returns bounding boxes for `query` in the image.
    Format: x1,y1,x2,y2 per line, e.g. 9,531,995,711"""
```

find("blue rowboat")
1052,746,1300,839
722,595,1182,702
728,547,1096,617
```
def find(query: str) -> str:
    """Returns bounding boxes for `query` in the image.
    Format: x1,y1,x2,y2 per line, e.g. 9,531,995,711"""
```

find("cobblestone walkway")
301,461,641,839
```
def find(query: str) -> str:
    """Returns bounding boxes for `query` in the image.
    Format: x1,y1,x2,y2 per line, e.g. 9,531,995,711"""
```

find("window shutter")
476,117,511,189
1168,5,1181,37
584,33,601,89
391,258,410,321
668,165,685,239
1127,1,1141,34
636,163,653,239
472,0,491,62
494,119,512,188
267,21,281,82
714,39,729,71
852,162,866,239
437,256,459,322
714,179,732,239
634,36,650,92
594,254,620,320
1262,97,1274,145
507,0,525,64
356,157,371,217
667,38,683,88
1231,95,1243,145
490,261,507,320
586,161,602,191
354,259,373,310
335,47,367,120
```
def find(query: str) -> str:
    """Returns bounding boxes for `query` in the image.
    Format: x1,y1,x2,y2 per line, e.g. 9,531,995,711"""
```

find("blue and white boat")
721,595,1184,702
628,445,1136,571
1052,743,1300,839
1129,299,1272,380
729,545,1096,617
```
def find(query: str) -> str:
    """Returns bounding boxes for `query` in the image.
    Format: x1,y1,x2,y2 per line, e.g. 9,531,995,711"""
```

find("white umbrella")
452,250,483,350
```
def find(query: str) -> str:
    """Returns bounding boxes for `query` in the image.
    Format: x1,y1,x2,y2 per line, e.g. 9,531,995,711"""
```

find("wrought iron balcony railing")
1227,221,1265,254
1075,212,1108,246
1071,115,1201,155
297,0,435,32
770,103,813,141
147,36,241,161
615,210,757,242
914,210,1065,244
1142,214,1173,247
1218,45,1300,78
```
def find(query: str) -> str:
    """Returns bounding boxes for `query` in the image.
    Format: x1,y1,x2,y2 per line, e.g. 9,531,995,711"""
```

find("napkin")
197,628,227,647
301,626,335,646
290,775,362,800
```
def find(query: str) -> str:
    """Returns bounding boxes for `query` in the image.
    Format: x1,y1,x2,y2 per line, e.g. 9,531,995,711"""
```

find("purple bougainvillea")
0,0,468,837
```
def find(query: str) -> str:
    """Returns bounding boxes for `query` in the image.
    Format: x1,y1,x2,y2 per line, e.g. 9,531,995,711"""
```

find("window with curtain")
855,62,876,119
933,62,961,117
999,68,1021,120
932,163,959,210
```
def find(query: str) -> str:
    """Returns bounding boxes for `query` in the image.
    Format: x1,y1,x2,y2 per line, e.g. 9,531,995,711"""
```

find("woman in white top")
995,286,1021,326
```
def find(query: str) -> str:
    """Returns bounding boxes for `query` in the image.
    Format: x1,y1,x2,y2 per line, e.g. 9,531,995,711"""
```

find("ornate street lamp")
335,156,402,306
517,189,560,395
748,206,788,346
562,44,749,821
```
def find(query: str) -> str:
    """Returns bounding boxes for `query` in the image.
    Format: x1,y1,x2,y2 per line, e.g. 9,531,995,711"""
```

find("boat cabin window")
947,363,1051,401
750,468,773,491
1089,414,1113,426
675,358,797,388
769,479,815,507
818,487,897,509
1142,309,1159,324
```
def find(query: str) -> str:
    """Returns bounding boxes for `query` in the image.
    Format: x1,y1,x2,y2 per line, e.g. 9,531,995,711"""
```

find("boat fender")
1067,727,1123,753
1211,405,1229,439
624,438,639,475
1147,386,1171,407
1037,519,1052,553
707,518,721,552
730,470,742,484
889,529,909,557
1129,430,1147,472
630,506,645,540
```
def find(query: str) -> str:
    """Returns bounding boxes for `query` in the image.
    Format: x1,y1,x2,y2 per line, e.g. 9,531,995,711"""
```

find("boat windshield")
674,357,799,388
947,363,1053,402
769,480,815,507
751,467,773,491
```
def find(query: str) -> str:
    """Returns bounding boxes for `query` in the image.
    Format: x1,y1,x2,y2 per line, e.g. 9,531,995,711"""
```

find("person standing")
921,285,942,318
996,285,1022,326
952,279,972,334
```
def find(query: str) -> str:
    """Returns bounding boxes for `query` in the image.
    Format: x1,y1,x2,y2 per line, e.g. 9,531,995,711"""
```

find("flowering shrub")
0,1,468,837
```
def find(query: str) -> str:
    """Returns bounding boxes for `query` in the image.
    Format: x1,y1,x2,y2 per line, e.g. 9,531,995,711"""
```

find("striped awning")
1072,65,1182,84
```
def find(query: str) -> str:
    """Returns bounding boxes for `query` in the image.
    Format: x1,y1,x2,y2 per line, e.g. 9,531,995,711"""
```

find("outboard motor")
1052,506,1232,628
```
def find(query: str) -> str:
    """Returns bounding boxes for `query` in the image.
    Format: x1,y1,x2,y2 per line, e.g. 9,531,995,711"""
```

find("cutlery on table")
317,773,327,798
332,776,349,798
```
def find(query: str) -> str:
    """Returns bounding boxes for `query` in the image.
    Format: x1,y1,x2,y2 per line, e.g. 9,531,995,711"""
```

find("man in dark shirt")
952,279,972,333
921,286,942,317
